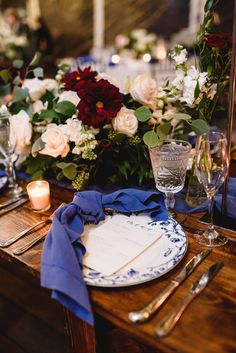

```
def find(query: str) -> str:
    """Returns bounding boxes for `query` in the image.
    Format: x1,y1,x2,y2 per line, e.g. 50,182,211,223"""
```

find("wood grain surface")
0,183,235,353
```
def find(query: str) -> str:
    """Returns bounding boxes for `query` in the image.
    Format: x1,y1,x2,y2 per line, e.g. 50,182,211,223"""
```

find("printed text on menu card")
82,213,164,276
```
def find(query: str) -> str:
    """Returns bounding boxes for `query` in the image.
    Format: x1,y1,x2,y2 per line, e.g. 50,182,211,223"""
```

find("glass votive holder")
26,180,51,212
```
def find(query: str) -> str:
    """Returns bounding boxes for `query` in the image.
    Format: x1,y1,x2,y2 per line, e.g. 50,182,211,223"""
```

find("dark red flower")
205,33,232,49
78,79,124,128
62,66,97,91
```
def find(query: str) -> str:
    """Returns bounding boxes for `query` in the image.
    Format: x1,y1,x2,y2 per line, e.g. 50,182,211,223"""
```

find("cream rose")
40,124,69,158
58,90,80,106
22,78,46,102
9,110,32,155
112,106,138,136
129,74,156,106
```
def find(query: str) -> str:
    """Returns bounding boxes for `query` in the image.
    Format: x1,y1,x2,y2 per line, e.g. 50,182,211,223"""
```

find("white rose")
9,110,32,155
43,79,58,92
40,124,69,158
112,106,138,136
22,78,46,102
58,90,80,106
130,74,157,106
33,100,47,113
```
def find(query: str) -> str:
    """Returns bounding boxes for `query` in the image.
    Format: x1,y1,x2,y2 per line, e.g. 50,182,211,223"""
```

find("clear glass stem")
6,156,17,189
165,192,175,211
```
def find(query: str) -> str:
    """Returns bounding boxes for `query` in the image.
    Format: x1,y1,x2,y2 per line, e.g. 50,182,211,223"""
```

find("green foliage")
57,162,78,180
33,67,44,78
29,52,42,67
12,86,29,102
135,106,152,122
143,130,160,147
55,101,77,116
13,59,24,69
0,69,12,83
190,119,209,135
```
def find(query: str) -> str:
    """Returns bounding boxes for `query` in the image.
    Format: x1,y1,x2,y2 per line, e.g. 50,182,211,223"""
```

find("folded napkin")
41,189,167,325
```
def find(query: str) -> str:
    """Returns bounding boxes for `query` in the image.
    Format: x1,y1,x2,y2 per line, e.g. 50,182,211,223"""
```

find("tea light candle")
27,180,51,212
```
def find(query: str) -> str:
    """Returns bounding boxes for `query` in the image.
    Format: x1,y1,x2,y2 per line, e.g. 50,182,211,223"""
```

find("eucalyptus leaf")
29,52,42,67
190,119,209,136
169,113,191,120
57,162,77,180
13,59,24,69
12,86,29,102
0,69,11,83
55,101,77,116
13,75,21,86
31,137,45,155
143,130,160,147
39,109,58,120
33,67,44,78
155,122,172,139
135,106,152,122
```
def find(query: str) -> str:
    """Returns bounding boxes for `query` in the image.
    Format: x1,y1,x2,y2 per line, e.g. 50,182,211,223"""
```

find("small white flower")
62,118,82,143
9,110,32,155
40,124,69,158
115,34,129,48
58,90,80,106
129,74,157,106
22,78,46,102
112,106,138,136
172,70,185,90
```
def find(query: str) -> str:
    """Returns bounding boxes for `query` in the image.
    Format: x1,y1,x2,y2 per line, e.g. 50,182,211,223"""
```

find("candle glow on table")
27,180,51,212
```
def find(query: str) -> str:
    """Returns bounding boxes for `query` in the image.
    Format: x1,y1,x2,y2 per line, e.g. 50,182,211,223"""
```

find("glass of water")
149,140,191,213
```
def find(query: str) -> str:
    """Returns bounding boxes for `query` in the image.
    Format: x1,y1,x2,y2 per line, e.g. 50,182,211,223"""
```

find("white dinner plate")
83,213,188,287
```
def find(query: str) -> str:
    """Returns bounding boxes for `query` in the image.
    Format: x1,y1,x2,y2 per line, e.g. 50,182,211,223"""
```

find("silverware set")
0,201,65,254
128,250,223,337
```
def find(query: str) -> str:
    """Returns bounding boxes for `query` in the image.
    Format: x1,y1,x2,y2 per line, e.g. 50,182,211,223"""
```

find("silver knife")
128,249,211,323
155,262,223,337
0,192,27,210
0,196,28,216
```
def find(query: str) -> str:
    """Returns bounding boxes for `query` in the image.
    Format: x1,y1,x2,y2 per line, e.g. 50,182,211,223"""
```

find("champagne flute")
0,109,23,196
149,140,191,215
194,131,228,247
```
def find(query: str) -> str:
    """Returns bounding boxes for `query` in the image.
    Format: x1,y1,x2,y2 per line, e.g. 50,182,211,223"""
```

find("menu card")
82,213,164,276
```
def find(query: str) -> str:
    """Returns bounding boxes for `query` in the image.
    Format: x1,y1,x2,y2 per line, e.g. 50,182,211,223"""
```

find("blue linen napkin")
41,189,167,325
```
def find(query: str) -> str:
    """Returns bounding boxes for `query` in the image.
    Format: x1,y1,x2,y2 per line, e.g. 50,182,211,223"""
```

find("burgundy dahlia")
78,79,124,128
62,66,97,91
205,33,232,49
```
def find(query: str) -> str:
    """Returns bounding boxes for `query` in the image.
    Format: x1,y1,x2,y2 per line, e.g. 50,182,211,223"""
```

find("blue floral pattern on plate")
83,215,187,287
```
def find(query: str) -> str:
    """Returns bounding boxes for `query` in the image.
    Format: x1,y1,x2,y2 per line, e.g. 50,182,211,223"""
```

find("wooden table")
0,184,235,353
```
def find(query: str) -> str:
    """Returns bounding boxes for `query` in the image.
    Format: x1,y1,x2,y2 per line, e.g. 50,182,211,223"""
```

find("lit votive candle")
27,180,51,212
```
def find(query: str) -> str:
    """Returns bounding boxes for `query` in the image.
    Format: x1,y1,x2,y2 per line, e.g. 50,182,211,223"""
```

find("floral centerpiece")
114,28,159,60
0,0,231,191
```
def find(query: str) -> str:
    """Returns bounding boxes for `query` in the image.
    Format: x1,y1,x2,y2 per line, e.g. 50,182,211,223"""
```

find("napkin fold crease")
41,189,167,325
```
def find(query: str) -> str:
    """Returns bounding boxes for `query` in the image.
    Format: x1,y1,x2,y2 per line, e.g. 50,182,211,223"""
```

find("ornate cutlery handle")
155,293,193,337
0,219,50,247
128,280,178,323
13,232,47,255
